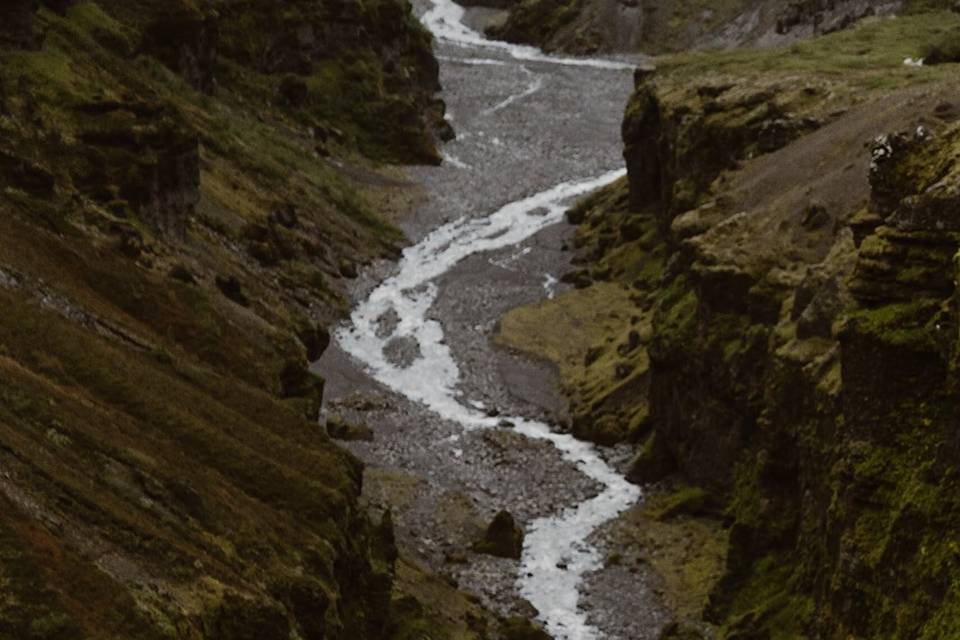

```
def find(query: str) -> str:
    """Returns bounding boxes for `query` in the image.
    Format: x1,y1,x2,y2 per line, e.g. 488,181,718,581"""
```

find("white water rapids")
336,3,642,638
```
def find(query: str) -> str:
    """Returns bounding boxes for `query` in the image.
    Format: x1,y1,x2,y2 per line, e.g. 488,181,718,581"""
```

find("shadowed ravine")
319,3,660,638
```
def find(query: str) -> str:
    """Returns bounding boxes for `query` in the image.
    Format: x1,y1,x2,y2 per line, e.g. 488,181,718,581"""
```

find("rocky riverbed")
316,3,668,638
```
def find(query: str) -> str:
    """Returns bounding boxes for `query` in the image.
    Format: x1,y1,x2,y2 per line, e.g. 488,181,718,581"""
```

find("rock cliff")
497,12,960,637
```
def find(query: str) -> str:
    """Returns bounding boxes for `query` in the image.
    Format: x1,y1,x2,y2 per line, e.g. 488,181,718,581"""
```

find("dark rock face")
0,0,41,50
622,80,663,215
142,4,219,93
622,77,819,232
474,510,525,559
74,101,200,238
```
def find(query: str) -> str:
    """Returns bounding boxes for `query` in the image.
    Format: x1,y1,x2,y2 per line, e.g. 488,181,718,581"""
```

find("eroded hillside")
0,0,476,638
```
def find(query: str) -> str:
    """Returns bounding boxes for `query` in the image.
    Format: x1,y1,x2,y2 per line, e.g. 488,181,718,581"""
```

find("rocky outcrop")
623,73,820,234
74,100,200,238
641,98,960,640
214,0,450,163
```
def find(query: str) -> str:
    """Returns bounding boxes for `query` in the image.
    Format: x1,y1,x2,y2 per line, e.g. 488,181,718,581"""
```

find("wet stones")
375,308,401,339
473,510,524,559
383,335,422,369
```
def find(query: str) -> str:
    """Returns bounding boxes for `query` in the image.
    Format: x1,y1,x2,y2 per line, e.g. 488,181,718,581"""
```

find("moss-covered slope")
0,0,452,637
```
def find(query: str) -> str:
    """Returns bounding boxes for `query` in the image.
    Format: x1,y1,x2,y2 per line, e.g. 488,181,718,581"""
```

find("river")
317,3,667,638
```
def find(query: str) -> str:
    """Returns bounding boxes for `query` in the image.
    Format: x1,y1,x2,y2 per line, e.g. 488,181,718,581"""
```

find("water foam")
336,170,641,639
335,3,644,637
423,0,634,70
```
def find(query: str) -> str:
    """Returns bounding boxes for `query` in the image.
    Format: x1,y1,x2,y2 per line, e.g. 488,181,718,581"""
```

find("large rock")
473,510,524,559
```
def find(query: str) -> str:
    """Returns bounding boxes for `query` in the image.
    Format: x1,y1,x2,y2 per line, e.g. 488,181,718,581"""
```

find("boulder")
473,510,524,559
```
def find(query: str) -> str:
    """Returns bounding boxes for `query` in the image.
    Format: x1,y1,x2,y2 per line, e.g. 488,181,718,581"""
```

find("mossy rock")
473,510,524,560
648,486,711,521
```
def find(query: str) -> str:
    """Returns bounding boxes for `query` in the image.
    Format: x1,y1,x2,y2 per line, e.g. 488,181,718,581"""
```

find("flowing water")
320,4,667,638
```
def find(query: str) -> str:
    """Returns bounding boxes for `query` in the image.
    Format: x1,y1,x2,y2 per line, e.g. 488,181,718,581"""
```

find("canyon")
1,0,959,639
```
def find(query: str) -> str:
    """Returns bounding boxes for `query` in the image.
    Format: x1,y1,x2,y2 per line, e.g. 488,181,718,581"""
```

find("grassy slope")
0,1,474,638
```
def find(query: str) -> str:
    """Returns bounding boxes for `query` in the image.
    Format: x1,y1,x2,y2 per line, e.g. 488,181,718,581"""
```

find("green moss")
848,301,942,349
720,554,815,639
647,485,711,520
